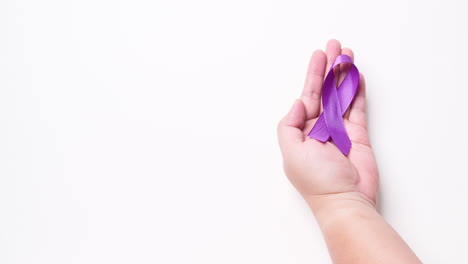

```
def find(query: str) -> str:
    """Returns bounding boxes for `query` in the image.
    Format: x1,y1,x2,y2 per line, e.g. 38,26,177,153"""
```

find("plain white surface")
1,0,467,263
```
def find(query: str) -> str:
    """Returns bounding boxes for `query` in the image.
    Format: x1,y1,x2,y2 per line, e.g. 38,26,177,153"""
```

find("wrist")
304,192,378,225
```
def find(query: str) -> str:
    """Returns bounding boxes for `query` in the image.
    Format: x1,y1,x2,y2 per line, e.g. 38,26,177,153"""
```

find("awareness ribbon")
308,54,359,156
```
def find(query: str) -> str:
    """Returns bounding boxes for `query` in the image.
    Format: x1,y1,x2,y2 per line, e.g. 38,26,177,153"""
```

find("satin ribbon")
308,54,359,156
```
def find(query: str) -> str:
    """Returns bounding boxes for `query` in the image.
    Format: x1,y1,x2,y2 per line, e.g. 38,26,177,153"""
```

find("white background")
1,0,467,263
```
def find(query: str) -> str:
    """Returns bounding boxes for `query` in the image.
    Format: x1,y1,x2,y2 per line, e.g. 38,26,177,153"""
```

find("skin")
277,40,422,264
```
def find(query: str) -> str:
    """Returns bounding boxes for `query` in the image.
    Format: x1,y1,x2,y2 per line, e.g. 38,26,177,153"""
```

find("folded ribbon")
308,54,359,156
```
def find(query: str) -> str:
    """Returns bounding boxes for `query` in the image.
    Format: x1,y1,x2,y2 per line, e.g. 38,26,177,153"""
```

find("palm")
278,40,379,205
298,116,378,203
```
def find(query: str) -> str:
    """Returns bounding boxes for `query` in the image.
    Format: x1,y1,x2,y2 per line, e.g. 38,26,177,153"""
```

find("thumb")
277,99,306,151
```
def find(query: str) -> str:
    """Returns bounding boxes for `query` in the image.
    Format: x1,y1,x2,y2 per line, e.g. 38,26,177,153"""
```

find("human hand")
277,40,422,264
277,40,379,212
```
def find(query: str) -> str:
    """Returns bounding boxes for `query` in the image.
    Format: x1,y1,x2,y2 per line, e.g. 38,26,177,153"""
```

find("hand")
277,40,379,211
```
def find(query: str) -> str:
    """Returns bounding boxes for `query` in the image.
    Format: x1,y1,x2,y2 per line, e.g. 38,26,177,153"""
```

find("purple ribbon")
308,54,359,156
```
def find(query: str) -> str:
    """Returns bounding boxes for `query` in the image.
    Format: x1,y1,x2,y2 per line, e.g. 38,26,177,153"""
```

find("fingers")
298,40,347,122
323,39,342,112
301,50,326,119
348,73,367,128
325,39,342,74
341,48,354,119
278,99,306,152
340,47,354,81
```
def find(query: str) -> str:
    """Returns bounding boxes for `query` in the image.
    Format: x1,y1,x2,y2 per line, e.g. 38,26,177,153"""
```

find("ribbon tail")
330,126,352,155
308,114,330,142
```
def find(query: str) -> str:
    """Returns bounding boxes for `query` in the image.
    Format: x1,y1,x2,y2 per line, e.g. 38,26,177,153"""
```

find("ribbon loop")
308,54,359,156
